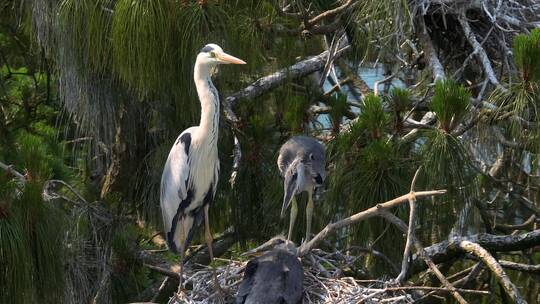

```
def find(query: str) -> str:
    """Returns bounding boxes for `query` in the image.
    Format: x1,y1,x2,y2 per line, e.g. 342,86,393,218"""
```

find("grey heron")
160,43,245,297
278,136,326,243
236,236,303,304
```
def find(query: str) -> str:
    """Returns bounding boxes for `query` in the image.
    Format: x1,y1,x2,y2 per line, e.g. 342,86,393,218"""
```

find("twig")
459,16,505,90
308,0,355,26
144,263,181,280
458,241,527,304
410,228,540,274
396,167,421,282
495,215,536,231
499,260,540,274
43,179,89,204
0,161,26,182
298,189,446,256
370,286,489,295
378,210,469,304
224,45,350,110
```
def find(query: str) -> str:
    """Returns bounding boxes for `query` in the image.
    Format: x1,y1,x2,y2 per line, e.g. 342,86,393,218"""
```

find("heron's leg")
204,204,214,263
305,189,314,243
287,197,298,241
204,204,225,295
175,225,186,297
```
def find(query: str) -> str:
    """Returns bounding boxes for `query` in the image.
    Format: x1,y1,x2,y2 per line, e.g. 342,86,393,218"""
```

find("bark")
458,241,526,304
411,229,540,274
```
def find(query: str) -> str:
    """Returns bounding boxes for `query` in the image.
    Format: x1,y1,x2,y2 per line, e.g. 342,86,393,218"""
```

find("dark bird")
278,136,326,242
160,43,245,296
236,236,303,304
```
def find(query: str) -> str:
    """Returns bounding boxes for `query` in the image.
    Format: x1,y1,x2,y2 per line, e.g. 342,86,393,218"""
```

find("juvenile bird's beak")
217,52,246,65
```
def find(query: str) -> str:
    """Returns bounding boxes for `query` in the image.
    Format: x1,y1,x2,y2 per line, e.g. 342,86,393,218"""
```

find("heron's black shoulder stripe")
176,132,191,155
200,45,215,53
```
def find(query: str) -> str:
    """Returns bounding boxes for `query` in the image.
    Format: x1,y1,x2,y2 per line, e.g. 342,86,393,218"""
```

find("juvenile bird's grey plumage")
160,43,245,297
236,236,303,304
277,136,326,243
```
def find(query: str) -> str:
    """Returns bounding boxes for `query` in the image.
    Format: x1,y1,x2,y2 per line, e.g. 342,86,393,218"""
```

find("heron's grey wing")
160,127,197,252
281,159,305,217
235,258,259,304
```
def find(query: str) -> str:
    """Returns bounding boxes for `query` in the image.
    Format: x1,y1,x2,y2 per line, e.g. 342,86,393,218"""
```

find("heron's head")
242,236,298,257
196,44,246,67
305,149,326,187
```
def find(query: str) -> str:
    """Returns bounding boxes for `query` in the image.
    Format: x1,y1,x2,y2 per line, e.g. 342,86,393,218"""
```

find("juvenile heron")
278,136,326,243
236,236,303,304
160,43,245,296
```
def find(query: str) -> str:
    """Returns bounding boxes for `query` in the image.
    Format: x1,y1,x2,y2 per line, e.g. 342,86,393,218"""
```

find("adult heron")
236,236,303,304
278,136,326,243
160,43,245,296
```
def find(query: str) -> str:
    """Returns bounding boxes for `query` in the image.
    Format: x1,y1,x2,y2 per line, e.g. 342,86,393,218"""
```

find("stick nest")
177,249,413,304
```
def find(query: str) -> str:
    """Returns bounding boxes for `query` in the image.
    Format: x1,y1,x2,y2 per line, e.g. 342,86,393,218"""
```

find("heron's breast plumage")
187,133,219,206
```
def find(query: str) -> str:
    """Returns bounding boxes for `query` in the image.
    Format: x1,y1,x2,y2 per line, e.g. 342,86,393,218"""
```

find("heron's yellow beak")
216,52,246,65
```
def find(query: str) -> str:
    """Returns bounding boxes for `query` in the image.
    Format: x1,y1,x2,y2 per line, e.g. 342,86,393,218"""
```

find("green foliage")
326,120,408,274
490,29,540,140
0,193,33,304
513,28,540,83
282,95,309,133
358,94,389,139
328,92,350,133
431,79,470,132
418,130,476,239
112,0,175,94
387,87,411,112
58,0,114,73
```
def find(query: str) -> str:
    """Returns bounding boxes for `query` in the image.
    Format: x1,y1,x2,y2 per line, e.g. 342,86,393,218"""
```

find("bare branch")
411,229,540,273
458,240,526,304
224,45,350,110
499,260,540,274
298,189,446,256
396,167,422,282
459,16,505,90
378,210,469,304
308,0,355,26
0,161,26,183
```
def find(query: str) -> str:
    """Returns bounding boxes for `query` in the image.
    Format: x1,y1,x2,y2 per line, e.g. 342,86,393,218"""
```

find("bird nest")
177,249,416,304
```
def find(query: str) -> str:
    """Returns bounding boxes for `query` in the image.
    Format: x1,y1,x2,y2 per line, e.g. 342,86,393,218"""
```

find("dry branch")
378,210,469,304
396,168,421,283
458,240,527,304
499,260,540,274
224,45,350,114
0,161,26,182
458,16,504,90
298,189,446,256
411,229,540,273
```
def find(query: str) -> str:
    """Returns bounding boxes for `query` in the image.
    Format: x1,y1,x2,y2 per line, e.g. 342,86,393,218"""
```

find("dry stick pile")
178,249,488,304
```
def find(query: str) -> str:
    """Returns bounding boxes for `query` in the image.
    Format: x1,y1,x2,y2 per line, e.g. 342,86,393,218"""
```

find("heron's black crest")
200,44,216,53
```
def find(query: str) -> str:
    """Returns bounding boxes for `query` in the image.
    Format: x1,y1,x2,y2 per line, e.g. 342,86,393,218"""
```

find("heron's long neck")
194,63,219,144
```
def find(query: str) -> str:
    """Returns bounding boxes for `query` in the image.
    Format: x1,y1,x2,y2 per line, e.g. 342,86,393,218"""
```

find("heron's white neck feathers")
194,60,220,144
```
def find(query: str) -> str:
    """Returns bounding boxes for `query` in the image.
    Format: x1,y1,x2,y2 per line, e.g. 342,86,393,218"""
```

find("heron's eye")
209,51,216,58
